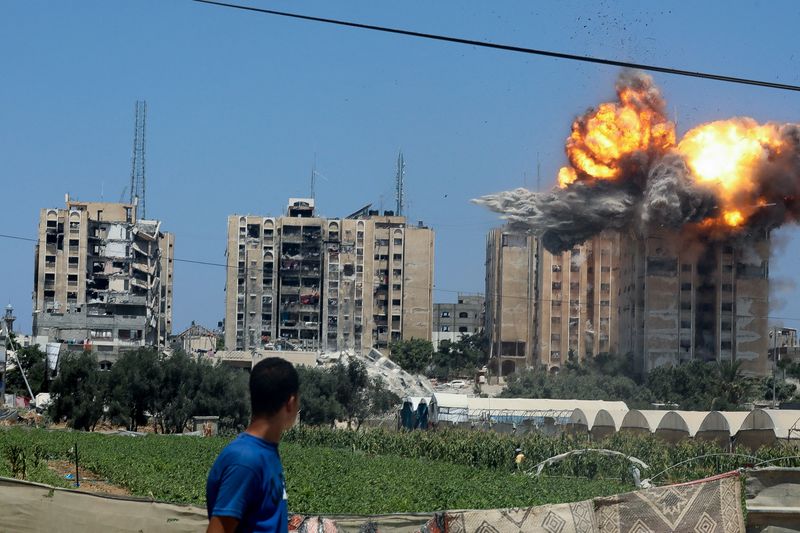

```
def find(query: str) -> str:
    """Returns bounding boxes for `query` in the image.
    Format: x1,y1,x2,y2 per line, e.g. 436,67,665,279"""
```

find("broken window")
501,234,527,247
646,257,678,276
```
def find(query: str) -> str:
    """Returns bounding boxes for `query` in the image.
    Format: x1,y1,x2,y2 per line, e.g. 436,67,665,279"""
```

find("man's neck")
245,417,283,444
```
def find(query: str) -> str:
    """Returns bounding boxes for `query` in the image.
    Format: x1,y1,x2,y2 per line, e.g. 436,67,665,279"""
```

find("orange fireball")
559,77,675,188
678,119,784,227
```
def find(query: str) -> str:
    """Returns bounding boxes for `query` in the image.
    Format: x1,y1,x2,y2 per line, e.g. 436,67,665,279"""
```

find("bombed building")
32,196,174,364
477,70,799,376
617,228,770,375
224,199,434,353
485,228,619,374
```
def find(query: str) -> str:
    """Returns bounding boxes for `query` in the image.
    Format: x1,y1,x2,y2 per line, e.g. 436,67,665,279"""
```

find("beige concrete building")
537,233,619,370
484,228,537,375
171,322,219,356
617,228,770,376
486,228,620,374
32,195,174,364
223,199,434,353
432,294,484,350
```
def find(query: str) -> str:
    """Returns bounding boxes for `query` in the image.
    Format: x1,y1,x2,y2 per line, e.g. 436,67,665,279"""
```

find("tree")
714,360,753,409
152,351,202,433
429,331,490,380
48,351,106,431
388,338,434,374
296,360,401,428
500,354,654,408
4,345,49,398
106,348,162,431
191,359,250,433
297,365,343,426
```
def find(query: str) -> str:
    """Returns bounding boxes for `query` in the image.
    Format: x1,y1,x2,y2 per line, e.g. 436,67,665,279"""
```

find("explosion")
476,71,800,252
559,71,675,186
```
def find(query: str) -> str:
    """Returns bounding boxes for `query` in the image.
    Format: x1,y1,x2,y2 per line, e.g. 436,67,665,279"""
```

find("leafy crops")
284,425,800,483
1,426,798,514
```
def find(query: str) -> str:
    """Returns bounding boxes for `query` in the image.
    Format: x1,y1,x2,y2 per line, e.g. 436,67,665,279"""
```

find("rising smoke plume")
475,71,800,253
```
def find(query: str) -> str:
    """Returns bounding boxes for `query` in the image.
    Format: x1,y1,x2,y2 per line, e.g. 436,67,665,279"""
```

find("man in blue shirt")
206,357,300,533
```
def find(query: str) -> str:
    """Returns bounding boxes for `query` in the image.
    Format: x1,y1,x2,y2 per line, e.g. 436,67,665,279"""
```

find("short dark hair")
250,358,299,417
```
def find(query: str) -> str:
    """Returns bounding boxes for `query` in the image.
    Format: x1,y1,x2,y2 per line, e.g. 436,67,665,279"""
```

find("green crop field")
1,426,798,514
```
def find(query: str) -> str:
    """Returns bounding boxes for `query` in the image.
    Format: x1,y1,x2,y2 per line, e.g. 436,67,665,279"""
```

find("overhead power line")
192,0,800,93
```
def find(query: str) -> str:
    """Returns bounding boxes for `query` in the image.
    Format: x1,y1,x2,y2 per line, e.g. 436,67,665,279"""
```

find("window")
722,283,733,292
680,301,691,310
600,300,610,307
441,325,449,332
682,264,692,272
681,283,692,291
552,282,562,290
441,311,450,318
501,234,527,247
458,311,468,318
458,326,468,333
721,341,732,350
721,302,733,311
680,320,691,329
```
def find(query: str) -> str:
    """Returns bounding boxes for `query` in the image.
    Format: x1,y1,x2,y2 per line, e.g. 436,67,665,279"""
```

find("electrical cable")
192,0,800,93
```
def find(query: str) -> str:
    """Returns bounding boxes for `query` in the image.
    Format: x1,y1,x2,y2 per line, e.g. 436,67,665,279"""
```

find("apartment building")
432,294,484,350
537,233,619,370
484,228,537,375
485,227,619,374
617,227,770,376
223,199,434,353
32,196,174,364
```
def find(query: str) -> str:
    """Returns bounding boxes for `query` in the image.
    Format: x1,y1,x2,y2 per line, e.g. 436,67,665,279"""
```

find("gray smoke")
641,152,717,228
474,183,637,252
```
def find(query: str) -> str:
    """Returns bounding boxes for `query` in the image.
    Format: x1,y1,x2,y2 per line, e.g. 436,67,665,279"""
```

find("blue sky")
2,1,800,334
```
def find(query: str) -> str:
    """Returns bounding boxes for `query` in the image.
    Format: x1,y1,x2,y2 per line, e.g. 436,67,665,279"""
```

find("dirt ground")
47,460,131,496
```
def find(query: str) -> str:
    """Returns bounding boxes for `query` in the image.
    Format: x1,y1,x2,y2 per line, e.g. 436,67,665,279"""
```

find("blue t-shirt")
206,433,288,533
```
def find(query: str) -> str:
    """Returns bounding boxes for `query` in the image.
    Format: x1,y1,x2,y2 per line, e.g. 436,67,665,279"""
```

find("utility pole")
130,100,147,219
771,326,778,408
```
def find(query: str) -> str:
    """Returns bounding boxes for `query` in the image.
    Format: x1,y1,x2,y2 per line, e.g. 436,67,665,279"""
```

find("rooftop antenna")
310,153,317,200
395,150,405,216
130,100,147,218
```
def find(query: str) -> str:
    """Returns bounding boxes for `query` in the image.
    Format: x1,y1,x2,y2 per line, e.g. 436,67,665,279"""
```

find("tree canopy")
297,359,400,429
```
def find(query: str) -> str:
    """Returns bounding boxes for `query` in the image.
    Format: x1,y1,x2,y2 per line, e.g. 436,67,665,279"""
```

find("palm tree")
715,360,751,409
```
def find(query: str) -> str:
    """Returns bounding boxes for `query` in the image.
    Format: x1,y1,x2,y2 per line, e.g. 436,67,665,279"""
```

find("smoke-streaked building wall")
617,228,770,376
485,228,537,375
32,196,174,364
223,200,434,353
537,233,619,369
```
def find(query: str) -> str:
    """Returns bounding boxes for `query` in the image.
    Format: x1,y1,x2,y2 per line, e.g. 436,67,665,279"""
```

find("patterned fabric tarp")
0,472,746,533
416,501,596,533
595,472,744,533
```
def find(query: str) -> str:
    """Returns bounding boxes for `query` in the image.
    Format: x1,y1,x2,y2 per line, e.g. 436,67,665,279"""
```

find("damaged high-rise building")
617,228,770,376
32,196,174,365
485,227,619,375
223,199,434,353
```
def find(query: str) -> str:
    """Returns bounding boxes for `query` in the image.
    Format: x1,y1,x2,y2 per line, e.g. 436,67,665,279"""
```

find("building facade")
223,199,434,353
171,322,219,357
32,196,174,364
617,227,770,376
484,228,537,375
432,294,484,350
536,233,619,370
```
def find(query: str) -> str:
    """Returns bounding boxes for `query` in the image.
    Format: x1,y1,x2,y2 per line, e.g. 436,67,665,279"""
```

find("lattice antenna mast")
130,101,147,218
395,150,405,216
